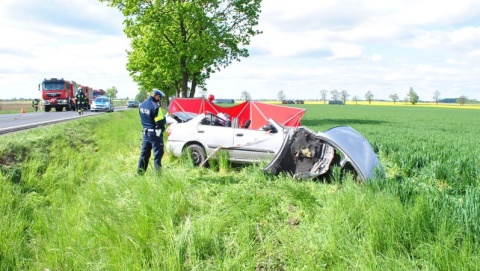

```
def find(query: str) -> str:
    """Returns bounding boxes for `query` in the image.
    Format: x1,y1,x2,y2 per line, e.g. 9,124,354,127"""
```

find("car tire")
186,144,207,167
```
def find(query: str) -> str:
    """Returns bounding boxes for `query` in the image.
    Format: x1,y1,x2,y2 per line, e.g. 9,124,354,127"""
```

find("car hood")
264,125,383,181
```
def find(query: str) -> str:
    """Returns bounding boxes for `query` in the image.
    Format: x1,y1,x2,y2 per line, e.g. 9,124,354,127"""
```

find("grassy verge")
1,107,479,270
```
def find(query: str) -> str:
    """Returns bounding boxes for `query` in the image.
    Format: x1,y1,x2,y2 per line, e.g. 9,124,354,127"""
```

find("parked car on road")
91,96,114,112
166,112,383,181
127,100,139,108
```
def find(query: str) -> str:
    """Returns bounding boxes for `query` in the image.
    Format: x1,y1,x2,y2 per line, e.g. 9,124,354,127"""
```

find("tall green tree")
457,95,467,106
340,90,349,104
352,95,359,105
408,87,419,105
433,90,441,105
330,89,339,101
101,0,262,98
365,90,374,104
106,86,118,99
389,93,399,104
240,91,251,101
320,89,327,104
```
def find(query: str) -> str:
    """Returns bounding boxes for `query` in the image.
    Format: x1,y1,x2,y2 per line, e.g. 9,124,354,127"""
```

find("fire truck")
93,89,106,99
39,78,79,112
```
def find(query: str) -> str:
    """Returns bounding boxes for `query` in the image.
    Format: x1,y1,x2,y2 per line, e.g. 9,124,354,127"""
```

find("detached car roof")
264,126,383,181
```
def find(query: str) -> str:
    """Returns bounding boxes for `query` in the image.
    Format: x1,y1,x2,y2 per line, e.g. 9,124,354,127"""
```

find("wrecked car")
166,112,383,181
263,126,383,181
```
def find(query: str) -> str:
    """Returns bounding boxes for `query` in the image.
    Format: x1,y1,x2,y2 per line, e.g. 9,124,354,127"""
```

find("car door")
194,115,235,157
231,126,285,163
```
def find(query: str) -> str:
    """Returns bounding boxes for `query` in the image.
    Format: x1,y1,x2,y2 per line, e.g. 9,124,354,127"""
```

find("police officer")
137,89,166,174
76,88,87,115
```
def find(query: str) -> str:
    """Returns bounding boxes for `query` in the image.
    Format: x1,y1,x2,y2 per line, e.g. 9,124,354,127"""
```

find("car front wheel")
186,144,207,167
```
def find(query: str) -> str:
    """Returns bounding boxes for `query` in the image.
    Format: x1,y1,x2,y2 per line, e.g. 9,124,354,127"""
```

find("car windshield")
43,82,64,91
128,101,135,104
95,98,109,103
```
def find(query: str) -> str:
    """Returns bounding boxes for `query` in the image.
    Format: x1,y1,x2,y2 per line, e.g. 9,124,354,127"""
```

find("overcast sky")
1,0,479,101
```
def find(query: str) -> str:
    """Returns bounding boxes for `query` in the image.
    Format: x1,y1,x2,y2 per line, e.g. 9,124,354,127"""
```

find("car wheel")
186,144,207,167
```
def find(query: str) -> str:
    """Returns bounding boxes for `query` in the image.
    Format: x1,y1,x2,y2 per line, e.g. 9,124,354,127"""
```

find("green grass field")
1,104,479,270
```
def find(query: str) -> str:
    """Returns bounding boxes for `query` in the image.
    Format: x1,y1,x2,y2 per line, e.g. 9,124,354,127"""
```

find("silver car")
91,96,114,112
166,112,383,181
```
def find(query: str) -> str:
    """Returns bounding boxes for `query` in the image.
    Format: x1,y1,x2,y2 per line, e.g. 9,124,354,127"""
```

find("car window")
200,113,230,127
95,98,109,103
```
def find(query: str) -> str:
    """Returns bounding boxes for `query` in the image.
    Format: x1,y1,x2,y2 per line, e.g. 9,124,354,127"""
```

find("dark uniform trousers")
138,129,164,173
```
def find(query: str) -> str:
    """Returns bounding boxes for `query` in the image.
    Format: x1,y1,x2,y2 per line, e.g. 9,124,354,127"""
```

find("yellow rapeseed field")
263,100,480,109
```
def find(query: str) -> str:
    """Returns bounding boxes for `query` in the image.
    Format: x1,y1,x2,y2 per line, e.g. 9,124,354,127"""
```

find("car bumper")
166,141,185,156
91,107,111,112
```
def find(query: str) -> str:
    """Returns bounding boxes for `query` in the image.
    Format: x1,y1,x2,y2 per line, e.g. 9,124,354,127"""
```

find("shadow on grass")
301,118,388,127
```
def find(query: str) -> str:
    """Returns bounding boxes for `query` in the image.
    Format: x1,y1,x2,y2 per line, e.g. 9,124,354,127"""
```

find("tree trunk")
181,62,189,97
189,73,198,98
180,17,189,98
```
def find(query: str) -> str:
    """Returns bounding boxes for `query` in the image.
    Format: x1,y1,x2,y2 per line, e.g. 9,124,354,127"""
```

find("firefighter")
32,99,40,112
76,88,87,115
137,89,166,174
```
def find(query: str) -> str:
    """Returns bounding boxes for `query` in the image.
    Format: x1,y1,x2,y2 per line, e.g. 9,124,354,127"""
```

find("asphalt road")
0,106,127,135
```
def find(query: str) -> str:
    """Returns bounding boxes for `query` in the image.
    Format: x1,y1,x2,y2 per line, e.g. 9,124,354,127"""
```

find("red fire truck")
39,78,79,112
93,89,106,99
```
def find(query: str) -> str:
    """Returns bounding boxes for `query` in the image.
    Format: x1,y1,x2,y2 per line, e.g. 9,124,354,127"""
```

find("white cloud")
0,0,136,99
328,43,364,59
467,49,480,57
446,58,467,65
371,54,382,61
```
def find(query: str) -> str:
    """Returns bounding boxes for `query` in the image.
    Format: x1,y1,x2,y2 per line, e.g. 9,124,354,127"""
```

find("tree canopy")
320,89,327,104
106,86,118,99
240,90,251,101
365,91,374,104
330,89,339,101
100,0,262,98
433,90,441,105
340,90,349,104
408,87,419,105
389,93,399,104
457,95,467,106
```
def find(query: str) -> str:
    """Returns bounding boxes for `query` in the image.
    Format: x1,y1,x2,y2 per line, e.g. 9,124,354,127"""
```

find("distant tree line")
274,87,477,106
